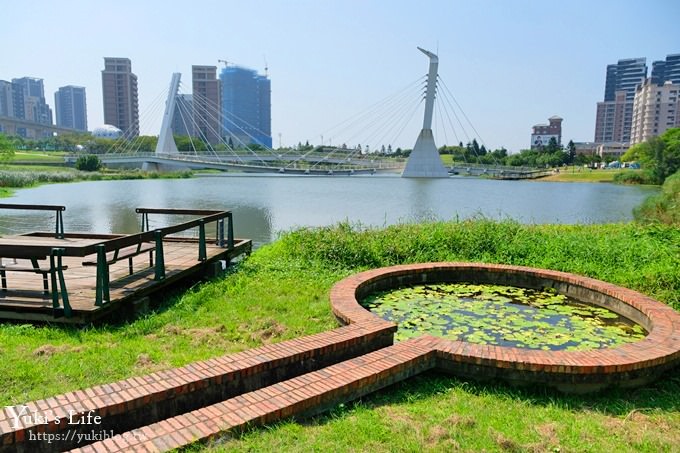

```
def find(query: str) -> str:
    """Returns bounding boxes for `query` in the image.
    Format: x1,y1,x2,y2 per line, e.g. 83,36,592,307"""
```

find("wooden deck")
0,238,251,324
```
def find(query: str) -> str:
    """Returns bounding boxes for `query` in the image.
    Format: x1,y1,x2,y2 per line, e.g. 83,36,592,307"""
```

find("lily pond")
361,283,647,350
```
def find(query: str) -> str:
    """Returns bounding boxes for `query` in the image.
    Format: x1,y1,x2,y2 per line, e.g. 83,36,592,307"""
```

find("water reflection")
2,175,657,247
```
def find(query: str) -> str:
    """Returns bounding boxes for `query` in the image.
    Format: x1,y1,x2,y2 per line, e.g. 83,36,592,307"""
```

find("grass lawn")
1,220,679,451
539,168,627,183
11,150,68,163
3,164,77,172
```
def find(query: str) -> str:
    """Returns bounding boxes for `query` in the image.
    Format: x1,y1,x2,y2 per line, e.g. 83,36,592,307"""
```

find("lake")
1,175,658,247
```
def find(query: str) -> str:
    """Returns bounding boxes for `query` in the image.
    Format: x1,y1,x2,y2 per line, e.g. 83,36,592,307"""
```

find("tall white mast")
402,48,449,178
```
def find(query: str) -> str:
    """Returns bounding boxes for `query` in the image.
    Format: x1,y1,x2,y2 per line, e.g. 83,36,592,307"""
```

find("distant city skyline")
1,0,679,151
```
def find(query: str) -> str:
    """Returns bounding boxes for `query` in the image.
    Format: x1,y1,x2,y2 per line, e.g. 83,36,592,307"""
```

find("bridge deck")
0,238,251,324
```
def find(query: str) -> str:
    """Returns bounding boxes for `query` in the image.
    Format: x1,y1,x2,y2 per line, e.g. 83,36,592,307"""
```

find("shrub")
634,170,680,225
613,170,654,185
75,154,102,171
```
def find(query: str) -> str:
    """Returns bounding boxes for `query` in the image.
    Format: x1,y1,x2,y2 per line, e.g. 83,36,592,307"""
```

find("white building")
631,79,680,144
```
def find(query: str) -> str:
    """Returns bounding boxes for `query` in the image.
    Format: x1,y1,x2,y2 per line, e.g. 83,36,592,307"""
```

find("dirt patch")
446,414,476,429
135,353,154,367
425,425,463,450
601,410,680,447
32,344,83,357
186,326,227,346
163,325,183,335
493,431,522,453
378,406,419,426
238,320,287,344
535,422,559,444
427,425,450,444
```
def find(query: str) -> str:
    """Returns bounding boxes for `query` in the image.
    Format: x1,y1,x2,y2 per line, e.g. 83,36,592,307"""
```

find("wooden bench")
82,242,155,275
0,258,68,294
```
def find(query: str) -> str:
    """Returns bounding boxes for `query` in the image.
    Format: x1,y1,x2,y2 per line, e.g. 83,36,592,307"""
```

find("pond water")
361,283,646,350
1,175,657,247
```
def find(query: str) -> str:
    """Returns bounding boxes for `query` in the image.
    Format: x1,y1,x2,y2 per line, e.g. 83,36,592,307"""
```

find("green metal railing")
90,208,234,307
1,206,236,317
0,203,65,238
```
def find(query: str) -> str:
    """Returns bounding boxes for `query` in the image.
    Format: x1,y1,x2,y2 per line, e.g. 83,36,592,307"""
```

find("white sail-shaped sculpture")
402,47,449,178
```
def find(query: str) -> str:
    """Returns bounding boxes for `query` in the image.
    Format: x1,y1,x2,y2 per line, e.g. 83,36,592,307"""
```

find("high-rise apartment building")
595,58,648,144
101,57,139,137
11,77,53,125
10,82,25,119
631,80,680,144
219,65,271,148
55,86,88,131
192,65,221,145
603,58,647,102
651,54,680,85
0,81,14,117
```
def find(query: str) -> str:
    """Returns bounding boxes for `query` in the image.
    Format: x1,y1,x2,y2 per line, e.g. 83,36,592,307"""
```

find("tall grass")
0,170,81,187
281,220,680,308
0,169,194,188
634,170,680,225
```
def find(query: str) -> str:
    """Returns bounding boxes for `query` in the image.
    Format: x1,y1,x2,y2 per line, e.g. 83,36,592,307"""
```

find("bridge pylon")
401,47,449,178
155,73,182,155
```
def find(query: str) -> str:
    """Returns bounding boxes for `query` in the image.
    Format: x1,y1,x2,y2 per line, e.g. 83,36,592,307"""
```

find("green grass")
1,220,679,451
0,187,12,198
538,168,627,183
11,151,67,163
0,168,194,189
4,163,77,172
634,170,680,225
439,154,454,166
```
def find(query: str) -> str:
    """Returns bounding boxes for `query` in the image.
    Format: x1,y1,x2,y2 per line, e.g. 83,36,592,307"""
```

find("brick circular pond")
330,262,680,393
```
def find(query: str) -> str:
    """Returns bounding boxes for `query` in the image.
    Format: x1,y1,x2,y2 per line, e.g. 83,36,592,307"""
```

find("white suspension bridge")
72,49,541,179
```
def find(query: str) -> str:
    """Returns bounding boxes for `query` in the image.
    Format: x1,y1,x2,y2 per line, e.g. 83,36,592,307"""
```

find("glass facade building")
652,54,680,85
219,66,271,148
55,85,88,131
11,77,53,125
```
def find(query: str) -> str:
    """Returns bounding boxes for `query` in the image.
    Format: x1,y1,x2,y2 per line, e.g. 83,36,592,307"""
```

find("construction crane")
263,55,268,77
218,59,229,67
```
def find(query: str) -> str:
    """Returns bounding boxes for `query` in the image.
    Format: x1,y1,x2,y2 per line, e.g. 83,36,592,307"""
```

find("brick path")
70,338,435,452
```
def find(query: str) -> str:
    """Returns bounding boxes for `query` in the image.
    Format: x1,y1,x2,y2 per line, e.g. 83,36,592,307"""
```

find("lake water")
1,175,658,247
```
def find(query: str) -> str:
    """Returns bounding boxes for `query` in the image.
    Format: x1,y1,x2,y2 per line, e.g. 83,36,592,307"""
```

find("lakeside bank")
0,220,678,451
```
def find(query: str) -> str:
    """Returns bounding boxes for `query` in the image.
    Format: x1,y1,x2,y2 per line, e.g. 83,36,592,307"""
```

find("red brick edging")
330,262,680,392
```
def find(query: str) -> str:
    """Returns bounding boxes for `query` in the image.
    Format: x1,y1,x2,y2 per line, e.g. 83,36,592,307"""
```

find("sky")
2,0,679,152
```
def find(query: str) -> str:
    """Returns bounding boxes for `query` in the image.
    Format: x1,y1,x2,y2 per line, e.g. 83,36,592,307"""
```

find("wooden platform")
0,238,251,324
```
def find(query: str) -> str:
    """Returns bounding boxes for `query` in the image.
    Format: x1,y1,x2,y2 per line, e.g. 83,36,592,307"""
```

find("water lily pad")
361,283,647,351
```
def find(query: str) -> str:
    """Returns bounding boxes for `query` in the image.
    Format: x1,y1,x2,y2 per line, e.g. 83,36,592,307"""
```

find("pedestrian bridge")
67,152,403,175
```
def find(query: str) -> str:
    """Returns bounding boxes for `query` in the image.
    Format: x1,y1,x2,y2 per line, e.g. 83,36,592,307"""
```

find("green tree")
567,140,576,163
136,135,158,152
75,154,102,171
622,128,680,184
546,137,561,153
174,135,207,152
0,133,15,165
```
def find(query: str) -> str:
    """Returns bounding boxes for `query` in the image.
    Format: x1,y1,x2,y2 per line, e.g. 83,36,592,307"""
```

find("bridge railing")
68,152,405,171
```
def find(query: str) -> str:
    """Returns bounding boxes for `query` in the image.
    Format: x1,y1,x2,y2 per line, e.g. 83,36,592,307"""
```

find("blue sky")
3,0,679,151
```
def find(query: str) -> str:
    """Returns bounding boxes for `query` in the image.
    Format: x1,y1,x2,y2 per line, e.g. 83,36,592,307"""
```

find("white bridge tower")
155,72,182,155
401,47,449,178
